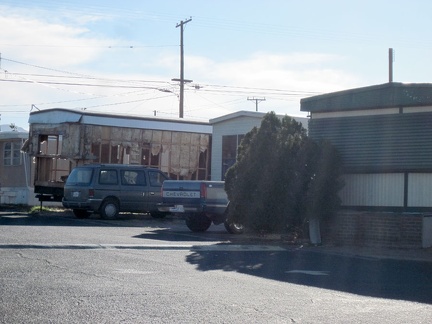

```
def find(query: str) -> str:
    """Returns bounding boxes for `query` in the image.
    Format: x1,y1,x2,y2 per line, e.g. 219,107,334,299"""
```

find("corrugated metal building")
301,82,432,247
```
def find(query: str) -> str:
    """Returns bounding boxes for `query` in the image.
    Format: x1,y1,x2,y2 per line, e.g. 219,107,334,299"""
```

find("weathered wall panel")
29,121,210,180
62,124,80,157
170,145,181,174
142,130,152,143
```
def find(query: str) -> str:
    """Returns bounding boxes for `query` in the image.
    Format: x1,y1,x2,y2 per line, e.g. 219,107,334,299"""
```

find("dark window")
99,170,118,185
100,144,110,163
150,151,160,167
66,168,93,185
111,145,120,163
141,146,150,166
221,135,244,180
148,171,167,187
92,143,122,164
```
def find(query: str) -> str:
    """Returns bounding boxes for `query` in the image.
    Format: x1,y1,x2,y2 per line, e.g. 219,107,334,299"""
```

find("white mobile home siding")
211,115,264,180
210,111,308,180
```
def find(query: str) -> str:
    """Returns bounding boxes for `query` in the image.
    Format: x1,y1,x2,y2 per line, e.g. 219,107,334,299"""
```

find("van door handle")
150,192,155,196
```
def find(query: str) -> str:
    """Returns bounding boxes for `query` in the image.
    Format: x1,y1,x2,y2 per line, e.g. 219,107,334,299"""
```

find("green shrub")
225,112,343,234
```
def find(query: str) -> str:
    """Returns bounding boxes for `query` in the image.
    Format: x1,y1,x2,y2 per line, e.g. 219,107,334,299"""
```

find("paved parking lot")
1,207,431,263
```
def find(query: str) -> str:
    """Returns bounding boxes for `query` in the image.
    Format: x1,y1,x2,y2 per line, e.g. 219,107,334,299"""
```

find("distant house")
209,111,308,180
0,125,33,205
301,82,432,248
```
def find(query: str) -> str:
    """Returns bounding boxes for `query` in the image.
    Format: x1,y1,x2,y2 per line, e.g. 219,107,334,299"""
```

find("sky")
1,0,432,130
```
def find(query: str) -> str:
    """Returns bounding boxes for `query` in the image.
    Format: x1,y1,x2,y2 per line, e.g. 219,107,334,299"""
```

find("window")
91,143,122,163
148,171,167,187
121,170,146,186
221,135,244,180
99,170,118,185
4,142,22,166
66,168,93,185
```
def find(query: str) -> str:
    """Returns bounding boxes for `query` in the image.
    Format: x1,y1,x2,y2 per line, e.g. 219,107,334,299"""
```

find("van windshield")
66,168,93,186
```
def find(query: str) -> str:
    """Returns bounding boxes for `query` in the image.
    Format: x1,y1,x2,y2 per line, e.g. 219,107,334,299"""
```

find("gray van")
62,164,169,219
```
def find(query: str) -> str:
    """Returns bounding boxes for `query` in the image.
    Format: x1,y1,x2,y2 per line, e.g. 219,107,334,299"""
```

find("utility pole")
172,18,192,118
247,97,266,112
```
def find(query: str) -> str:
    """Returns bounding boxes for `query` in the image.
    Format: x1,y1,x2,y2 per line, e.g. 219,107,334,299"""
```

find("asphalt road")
1,211,431,323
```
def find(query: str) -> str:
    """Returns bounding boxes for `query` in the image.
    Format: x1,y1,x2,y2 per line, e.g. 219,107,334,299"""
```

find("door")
146,170,168,210
119,169,148,212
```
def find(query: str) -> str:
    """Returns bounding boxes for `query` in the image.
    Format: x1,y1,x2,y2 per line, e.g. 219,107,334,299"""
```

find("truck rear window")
66,168,93,185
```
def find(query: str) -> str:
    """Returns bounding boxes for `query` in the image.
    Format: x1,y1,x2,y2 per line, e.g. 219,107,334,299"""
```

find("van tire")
73,209,91,219
100,198,119,219
224,220,244,234
185,213,212,232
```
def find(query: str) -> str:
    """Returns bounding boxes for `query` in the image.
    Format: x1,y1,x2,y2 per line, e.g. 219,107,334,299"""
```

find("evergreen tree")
225,111,343,234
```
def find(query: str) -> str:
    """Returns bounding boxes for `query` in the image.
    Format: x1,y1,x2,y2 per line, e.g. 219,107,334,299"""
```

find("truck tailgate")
161,180,202,205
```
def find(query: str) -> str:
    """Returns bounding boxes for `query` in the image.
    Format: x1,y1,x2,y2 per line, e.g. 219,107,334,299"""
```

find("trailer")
24,108,212,205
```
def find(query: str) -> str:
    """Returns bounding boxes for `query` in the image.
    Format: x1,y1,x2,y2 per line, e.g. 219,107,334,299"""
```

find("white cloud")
0,7,360,126
0,9,112,67
187,52,357,93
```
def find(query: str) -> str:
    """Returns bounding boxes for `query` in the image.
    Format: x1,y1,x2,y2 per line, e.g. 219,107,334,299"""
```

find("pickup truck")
157,180,244,234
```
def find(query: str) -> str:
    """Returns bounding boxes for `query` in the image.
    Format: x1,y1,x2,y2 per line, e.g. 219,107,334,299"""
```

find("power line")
0,78,166,90
0,55,321,118
0,44,176,48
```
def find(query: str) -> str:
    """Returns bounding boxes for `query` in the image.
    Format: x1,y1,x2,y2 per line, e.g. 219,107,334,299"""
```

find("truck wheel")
185,214,212,232
73,209,91,219
150,212,168,219
100,198,119,219
224,220,244,234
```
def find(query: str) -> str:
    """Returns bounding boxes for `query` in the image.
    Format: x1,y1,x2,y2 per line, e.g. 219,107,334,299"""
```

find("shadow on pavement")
0,210,181,229
2,208,431,305
184,242,432,305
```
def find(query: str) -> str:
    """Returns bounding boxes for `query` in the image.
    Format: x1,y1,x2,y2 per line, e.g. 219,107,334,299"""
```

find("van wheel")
185,213,212,232
100,199,119,219
224,220,244,234
73,209,91,219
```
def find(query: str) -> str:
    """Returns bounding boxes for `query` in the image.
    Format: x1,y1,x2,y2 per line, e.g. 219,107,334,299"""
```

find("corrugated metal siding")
339,173,404,207
301,82,432,113
408,173,432,207
308,112,432,171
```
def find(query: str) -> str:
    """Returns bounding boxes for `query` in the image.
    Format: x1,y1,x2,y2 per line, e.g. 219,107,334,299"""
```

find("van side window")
121,170,146,186
99,170,118,185
149,171,166,187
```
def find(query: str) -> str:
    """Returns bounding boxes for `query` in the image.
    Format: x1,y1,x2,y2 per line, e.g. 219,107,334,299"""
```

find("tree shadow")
185,243,432,305
2,208,431,305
